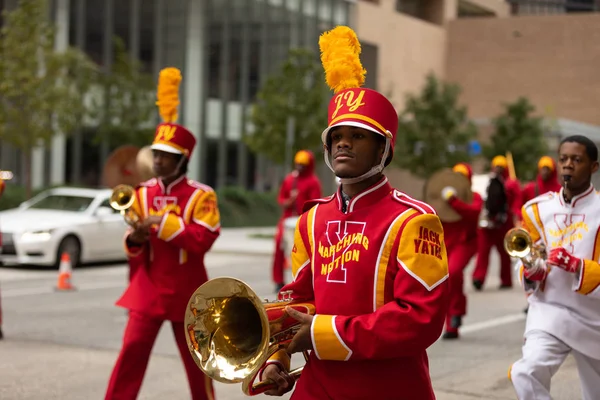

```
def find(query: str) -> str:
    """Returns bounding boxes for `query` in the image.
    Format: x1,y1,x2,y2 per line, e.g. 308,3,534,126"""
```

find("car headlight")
21,230,53,242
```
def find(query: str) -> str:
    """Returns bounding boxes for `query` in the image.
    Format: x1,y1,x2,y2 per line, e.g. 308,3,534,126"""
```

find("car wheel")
56,235,81,269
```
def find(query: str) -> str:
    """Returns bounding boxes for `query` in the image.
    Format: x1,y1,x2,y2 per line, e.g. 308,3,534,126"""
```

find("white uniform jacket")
518,185,600,359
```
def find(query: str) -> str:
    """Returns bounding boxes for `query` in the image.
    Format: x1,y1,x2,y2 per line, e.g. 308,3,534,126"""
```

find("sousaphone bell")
423,168,473,222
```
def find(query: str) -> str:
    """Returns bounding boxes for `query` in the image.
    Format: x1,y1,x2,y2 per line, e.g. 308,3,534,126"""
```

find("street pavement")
0,227,584,400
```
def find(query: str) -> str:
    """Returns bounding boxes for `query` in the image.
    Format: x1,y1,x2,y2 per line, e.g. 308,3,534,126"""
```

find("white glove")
523,257,547,282
441,186,457,201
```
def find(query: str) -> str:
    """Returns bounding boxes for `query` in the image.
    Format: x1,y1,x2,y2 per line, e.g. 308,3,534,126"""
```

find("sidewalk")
211,226,277,256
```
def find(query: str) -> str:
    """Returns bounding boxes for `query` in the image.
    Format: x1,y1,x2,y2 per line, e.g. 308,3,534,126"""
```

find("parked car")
0,187,128,268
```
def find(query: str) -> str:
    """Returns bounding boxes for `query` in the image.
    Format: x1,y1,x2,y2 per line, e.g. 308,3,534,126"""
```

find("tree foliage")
483,97,547,182
91,37,156,148
394,73,477,179
245,48,329,166
0,0,97,197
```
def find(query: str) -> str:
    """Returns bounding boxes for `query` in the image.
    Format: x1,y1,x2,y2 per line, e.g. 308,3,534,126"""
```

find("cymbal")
423,168,473,223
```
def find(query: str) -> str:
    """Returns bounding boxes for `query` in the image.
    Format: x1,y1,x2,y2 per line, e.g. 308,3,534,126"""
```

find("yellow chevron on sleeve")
397,213,448,291
192,191,220,231
375,209,418,310
577,260,600,295
158,213,184,241
311,315,352,361
291,216,310,279
521,203,545,243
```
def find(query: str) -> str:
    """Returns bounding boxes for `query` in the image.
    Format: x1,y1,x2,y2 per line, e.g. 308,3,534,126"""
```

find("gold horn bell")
504,227,532,258
184,277,314,396
504,227,546,263
109,184,141,227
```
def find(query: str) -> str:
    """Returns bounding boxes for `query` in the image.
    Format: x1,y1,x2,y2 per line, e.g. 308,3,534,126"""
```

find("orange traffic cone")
55,252,76,291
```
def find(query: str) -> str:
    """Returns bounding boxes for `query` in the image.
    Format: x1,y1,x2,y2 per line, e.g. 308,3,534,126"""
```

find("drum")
283,216,299,266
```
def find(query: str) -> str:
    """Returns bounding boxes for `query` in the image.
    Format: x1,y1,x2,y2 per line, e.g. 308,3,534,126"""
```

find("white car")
0,187,128,267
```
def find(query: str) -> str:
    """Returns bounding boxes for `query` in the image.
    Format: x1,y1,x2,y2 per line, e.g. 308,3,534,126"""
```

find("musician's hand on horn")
523,258,547,282
441,186,457,201
263,364,295,396
285,306,314,354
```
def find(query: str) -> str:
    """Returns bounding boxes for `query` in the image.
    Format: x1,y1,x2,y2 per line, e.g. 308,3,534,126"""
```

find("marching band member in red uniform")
260,26,449,400
0,176,5,340
440,163,483,339
272,150,322,292
472,155,521,290
521,156,561,205
105,68,219,400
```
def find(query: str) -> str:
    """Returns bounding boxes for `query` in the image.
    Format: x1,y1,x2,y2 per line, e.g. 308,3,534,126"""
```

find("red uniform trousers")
271,218,286,285
446,239,477,329
472,225,512,287
105,311,214,400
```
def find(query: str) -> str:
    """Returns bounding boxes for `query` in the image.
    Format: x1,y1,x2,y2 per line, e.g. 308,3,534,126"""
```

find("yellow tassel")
156,67,182,123
319,26,366,94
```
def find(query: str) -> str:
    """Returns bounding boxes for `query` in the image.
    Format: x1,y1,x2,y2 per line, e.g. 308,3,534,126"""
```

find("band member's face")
330,126,384,179
295,164,306,174
493,166,505,176
558,142,599,189
152,150,181,177
540,166,552,181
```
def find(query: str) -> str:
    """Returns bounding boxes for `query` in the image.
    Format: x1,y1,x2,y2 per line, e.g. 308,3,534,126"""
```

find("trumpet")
184,277,314,396
110,184,142,227
504,227,546,265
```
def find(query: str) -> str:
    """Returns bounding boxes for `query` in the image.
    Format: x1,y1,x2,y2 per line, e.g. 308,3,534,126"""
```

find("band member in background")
260,26,449,400
105,68,219,400
272,150,321,292
440,163,483,339
509,135,600,400
519,155,561,314
0,175,4,340
521,155,561,205
472,155,522,290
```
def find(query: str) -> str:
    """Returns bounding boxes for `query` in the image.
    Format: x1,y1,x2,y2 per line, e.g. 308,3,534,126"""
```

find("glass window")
26,194,96,212
84,0,105,65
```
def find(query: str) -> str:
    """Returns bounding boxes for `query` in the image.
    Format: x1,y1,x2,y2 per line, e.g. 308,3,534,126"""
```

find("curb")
210,249,273,257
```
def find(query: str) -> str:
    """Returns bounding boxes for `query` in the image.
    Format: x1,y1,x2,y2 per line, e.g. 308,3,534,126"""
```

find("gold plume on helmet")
318,26,366,94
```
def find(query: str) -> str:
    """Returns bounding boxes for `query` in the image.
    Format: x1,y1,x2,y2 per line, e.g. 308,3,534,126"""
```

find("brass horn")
184,277,314,396
504,227,546,264
110,184,141,227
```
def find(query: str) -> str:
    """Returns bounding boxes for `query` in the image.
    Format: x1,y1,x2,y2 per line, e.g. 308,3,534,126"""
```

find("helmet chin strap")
159,155,187,181
324,138,391,185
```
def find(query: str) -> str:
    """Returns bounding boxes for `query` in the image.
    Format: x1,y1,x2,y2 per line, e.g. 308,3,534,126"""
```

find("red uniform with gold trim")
442,163,482,335
263,178,450,400
115,176,219,320
105,67,216,400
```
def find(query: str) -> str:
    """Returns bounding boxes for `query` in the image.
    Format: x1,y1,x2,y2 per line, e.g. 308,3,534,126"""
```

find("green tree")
0,0,97,198
394,73,477,179
483,97,547,182
91,36,156,149
245,48,329,166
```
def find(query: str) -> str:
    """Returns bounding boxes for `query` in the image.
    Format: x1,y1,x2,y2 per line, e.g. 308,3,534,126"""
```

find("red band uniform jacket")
268,178,450,400
116,176,220,321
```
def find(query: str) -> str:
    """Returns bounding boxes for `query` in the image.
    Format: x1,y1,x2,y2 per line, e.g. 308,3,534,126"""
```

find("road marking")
460,313,526,335
2,281,124,298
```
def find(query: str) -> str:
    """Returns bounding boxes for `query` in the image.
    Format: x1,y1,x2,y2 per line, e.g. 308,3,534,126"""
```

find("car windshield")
26,194,95,212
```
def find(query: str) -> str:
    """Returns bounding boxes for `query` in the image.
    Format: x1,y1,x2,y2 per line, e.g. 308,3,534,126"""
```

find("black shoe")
523,306,529,314
473,280,483,291
275,283,285,293
450,315,463,329
442,331,459,340
499,284,513,290
0,327,3,340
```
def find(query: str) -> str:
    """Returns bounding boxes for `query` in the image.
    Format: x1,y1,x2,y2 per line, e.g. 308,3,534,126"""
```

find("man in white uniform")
509,135,600,400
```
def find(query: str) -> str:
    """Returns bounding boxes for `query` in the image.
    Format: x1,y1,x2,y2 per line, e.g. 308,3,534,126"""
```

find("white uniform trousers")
510,329,600,400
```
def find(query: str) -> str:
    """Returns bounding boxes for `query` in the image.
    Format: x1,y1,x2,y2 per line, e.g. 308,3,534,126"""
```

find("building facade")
355,0,600,197
0,0,353,192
